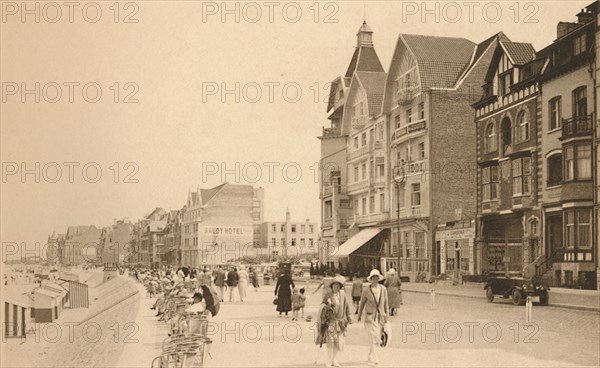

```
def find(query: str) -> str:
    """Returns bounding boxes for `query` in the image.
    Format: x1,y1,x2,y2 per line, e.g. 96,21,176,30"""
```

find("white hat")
330,275,346,288
387,268,396,275
368,269,382,280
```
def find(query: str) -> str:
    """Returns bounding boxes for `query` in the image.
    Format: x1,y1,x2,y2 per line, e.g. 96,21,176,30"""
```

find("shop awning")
331,228,382,259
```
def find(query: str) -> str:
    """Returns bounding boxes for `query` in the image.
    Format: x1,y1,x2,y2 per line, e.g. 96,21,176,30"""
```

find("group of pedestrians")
316,268,403,367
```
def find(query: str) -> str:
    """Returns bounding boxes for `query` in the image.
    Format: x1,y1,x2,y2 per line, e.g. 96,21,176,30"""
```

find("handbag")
273,298,278,305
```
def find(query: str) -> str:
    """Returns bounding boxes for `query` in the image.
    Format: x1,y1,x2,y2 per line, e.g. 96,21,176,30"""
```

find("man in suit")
358,269,389,366
226,267,239,302
213,266,227,302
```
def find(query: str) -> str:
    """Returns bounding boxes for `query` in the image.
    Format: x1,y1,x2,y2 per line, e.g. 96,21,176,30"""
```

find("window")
354,199,359,215
411,184,421,206
252,213,260,221
512,157,531,195
418,102,425,120
395,115,401,129
485,122,497,152
377,163,384,177
501,117,512,151
354,166,359,182
573,87,587,117
407,109,413,124
499,72,512,96
547,154,563,186
361,163,367,180
516,111,529,142
324,201,332,219
272,251,279,256
574,34,587,55
369,195,375,213
549,97,561,131
309,239,314,247
370,128,375,145
361,133,367,146
309,225,314,233
378,124,384,139
361,198,367,215
354,136,359,148
564,208,592,248
301,238,305,247
281,238,285,247
291,238,296,246
291,225,296,233
482,165,499,201
418,142,425,159
415,232,426,258
380,193,385,212
281,224,285,232
300,225,305,234
272,238,276,246
272,224,276,232
565,143,592,180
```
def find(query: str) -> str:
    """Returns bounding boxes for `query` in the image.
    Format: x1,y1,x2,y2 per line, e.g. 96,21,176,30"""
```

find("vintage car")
484,276,550,306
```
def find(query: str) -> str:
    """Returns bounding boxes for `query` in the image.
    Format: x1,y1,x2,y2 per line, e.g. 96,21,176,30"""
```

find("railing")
356,212,390,224
393,207,421,218
370,140,384,151
322,127,341,138
398,258,429,273
397,86,420,105
561,114,593,139
321,183,347,197
371,176,386,188
348,180,368,193
347,145,369,161
534,249,562,279
352,115,368,129
392,119,427,142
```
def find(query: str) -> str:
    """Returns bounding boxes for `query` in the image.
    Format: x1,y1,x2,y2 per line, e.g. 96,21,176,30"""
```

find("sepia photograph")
1,0,599,367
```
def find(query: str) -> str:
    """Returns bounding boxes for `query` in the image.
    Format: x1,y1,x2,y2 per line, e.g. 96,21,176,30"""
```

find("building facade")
259,208,319,259
100,219,133,265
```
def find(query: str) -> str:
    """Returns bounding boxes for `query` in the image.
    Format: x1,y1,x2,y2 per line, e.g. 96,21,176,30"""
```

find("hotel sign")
436,228,475,241
203,225,252,237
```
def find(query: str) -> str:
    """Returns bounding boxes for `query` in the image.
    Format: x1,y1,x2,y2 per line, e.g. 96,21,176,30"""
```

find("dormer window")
574,34,586,55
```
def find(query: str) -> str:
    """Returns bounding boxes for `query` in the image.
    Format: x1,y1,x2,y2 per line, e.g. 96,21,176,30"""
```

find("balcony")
396,86,420,105
347,145,369,161
352,115,368,130
370,140,384,151
371,176,386,188
561,114,593,140
392,119,427,143
356,212,390,225
347,179,369,194
321,183,347,198
322,127,341,139
395,206,422,219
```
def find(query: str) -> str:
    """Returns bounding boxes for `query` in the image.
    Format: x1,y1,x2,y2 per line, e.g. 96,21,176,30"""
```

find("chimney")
557,22,582,39
577,8,594,23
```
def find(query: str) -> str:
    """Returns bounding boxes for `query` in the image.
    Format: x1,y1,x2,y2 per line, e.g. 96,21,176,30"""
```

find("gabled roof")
201,183,227,205
400,34,475,89
499,41,536,65
355,71,387,117
344,46,385,78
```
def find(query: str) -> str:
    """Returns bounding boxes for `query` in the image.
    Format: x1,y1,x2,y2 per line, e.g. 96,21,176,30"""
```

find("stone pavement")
123,279,597,367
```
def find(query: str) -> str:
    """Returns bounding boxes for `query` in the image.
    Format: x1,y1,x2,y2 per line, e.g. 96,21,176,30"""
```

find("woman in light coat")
358,269,389,365
237,266,249,302
316,275,351,367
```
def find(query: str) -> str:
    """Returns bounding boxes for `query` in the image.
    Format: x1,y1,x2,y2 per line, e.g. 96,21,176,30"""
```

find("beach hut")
3,291,33,339
33,288,64,322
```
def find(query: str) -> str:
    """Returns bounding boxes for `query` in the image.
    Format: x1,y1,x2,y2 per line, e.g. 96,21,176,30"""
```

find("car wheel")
512,289,523,306
486,288,494,303
539,290,549,306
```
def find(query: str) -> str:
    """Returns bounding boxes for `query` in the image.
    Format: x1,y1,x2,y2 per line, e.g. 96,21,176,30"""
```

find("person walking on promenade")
316,275,351,367
226,267,239,302
358,269,389,366
213,266,227,302
291,287,306,321
275,270,294,317
383,269,402,316
249,267,260,291
351,274,364,314
237,266,249,302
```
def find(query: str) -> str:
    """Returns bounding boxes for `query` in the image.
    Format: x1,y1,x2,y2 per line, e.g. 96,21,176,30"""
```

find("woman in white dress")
237,266,249,302
358,269,389,365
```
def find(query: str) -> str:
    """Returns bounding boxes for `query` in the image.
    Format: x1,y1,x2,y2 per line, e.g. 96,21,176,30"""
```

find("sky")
0,0,592,257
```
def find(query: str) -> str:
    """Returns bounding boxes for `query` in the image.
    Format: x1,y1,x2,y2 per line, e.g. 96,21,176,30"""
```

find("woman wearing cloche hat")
315,275,351,367
357,269,389,365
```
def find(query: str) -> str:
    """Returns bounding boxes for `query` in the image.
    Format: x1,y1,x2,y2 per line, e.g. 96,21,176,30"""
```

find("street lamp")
393,164,406,276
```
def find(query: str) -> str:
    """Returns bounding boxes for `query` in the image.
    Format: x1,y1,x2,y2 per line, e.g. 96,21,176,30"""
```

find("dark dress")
275,274,294,313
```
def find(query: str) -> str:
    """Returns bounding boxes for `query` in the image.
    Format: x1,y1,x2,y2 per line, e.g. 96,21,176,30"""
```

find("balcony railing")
396,86,420,105
371,176,386,188
356,212,390,224
347,145,369,161
395,206,421,218
392,119,427,142
348,179,368,193
369,140,384,151
322,127,341,138
561,114,593,140
321,183,346,198
352,115,368,129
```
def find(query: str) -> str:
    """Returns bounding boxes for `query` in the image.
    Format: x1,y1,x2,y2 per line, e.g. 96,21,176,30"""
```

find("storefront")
435,221,475,276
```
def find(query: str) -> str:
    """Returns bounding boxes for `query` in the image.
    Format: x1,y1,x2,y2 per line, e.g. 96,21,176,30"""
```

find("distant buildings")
258,208,318,258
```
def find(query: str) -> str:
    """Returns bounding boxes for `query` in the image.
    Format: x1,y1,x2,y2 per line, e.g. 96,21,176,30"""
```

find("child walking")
291,287,306,321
